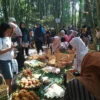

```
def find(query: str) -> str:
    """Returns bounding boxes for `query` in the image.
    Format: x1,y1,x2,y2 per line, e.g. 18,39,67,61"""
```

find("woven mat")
66,71,75,83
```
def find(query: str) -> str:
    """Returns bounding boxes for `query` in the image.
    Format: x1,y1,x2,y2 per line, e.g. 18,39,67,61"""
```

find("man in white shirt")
8,17,22,46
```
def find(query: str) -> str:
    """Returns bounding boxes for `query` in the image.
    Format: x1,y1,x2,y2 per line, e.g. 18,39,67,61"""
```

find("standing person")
29,28,34,48
46,30,51,47
34,23,45,54
85,26,93,46
68,24,74,31
0,23,15,94
69,37,88,73
80,25,87,39
20,22,30,57
8,17,22,46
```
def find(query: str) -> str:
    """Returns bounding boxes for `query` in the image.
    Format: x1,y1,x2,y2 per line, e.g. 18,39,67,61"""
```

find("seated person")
60,30,69,42
50,36,61,54
60,37,69,53
64,52,100,100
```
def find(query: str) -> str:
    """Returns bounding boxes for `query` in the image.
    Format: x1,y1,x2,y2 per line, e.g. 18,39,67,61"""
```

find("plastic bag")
11,59,18,74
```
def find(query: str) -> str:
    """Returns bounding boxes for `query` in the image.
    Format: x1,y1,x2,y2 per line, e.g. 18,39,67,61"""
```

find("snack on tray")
12,89,40,100
47,56,56,66
24,60,46,67
17,77,41,89
57,53,74,68
23,68,33,77
28,54,47,61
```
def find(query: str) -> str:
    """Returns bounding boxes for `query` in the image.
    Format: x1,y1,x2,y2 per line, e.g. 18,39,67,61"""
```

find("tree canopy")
0,0,100,29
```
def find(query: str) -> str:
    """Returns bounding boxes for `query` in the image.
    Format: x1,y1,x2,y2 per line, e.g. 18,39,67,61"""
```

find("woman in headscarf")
20,22,30,57
50,36,61,54
64,52,100,100
69,37,88,73
34,23,45,54
68,30,78,42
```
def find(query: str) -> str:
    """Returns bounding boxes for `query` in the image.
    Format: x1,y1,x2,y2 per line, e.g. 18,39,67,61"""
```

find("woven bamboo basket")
89,44,95,50
0,74,9,100
56,53,75,67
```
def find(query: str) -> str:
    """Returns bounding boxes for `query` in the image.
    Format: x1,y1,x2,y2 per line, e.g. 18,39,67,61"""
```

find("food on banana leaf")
23,68,33,77
17,77,41,89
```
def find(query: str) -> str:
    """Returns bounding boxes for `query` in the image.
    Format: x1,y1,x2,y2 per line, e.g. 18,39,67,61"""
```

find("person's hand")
8,45,16,51
11,45,16,48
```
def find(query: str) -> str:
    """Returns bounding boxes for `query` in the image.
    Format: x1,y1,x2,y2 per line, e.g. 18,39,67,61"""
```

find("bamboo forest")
0,0,100,100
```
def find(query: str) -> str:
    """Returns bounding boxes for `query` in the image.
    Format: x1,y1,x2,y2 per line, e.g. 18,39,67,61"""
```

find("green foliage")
0,0,99,29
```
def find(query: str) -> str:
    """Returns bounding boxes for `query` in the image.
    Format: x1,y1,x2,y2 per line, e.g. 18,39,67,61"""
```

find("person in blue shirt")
34,23,45,54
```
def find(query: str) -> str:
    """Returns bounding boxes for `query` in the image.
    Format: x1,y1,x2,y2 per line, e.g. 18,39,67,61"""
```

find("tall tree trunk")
95,0,100,30
79,0,83,28
2,0,8,21
95,0,100,47
72,1,74,25
86,0,96,49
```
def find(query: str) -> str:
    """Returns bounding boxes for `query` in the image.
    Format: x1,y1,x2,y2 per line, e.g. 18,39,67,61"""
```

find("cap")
60,30,65,34
8,17,16,22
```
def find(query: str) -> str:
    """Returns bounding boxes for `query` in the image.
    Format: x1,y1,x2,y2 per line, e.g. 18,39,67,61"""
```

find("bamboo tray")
66,71,75,83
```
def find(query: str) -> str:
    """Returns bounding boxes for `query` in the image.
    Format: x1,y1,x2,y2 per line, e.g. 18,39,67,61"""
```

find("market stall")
9,49,75,100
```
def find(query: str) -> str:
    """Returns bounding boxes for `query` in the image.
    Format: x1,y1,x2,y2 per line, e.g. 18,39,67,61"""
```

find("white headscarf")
60,30,65,35
69,30,78,37
52,36,61,53
70,37,87,52
70,37,88,72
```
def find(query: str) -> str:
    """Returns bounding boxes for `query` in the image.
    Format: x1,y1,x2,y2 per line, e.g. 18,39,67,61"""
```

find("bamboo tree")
2,0,8,21
79,0,83,28
95,0,100,30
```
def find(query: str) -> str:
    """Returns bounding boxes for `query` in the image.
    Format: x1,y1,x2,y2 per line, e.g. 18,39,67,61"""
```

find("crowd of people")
0,17,100,100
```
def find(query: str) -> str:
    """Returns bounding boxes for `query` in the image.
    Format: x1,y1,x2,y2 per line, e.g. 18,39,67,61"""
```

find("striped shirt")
64,78,96,100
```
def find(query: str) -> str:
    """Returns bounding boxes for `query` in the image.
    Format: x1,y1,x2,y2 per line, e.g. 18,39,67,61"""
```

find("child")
11,48,18,75
60,37,69,53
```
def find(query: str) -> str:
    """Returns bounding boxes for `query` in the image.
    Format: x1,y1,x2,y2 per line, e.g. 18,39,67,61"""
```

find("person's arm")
0,46,14,55
0,39,15,55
